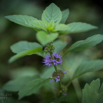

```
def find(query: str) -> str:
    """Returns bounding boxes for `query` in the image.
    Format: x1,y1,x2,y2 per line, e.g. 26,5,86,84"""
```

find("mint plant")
3,3,103,103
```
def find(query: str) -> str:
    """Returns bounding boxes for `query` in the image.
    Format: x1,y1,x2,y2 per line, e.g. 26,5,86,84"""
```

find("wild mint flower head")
43,53,62,66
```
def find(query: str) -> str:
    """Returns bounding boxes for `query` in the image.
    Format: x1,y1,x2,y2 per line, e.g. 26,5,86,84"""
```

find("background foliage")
0,0,103,103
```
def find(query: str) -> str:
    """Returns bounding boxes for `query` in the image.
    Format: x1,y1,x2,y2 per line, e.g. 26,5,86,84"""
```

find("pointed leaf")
82,79,103,103
18,78,51,99
66,22,98,33
59,22,97,34
9,47,43,63
11,41,42,53
73,60,103,79
63,34,103,57
42,3,62,24
5,15,38,29
3,76,39,92
54,24,69,31
60,9,69,23
36,31,58,46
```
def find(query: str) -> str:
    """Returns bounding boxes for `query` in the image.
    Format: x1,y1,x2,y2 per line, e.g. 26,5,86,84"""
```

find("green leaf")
11,41,42,53
41,66,54,78
59,22,97,34
36,31,58,46
9,41,44,63
66,22,98,33
3,76,39,92
9,47,43,63
53,40,67,53
10,67,39,79
18,78,51,99
54,24,69,31
5,15,48,31
63,34,103,57
73,60,103,79
32,20,47,31
60,9,69,23
42,3,62,24
82,79,103,103
5,15,38,29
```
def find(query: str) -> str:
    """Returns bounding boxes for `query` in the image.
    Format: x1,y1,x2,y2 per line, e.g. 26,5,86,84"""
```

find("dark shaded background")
0,0,103,103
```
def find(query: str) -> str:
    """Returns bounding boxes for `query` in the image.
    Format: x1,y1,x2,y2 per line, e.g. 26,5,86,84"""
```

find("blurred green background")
0,0,103,103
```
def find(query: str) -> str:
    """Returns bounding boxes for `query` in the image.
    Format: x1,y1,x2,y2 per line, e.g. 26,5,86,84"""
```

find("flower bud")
52,70,64,79
44,43,55,53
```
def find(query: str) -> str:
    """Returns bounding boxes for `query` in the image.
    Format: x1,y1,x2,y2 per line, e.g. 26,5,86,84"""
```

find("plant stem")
53,65,58,73
54,65,62,94
59,78,62,90
50,52,62,93
66,78,75,87
62,51,70,58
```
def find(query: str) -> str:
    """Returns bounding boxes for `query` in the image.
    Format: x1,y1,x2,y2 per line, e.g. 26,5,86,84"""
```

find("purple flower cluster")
43,53,62,66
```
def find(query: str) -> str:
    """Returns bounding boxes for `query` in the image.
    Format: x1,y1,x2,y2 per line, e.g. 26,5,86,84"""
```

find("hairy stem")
50,52,62,94
54,65,62,94
53,65,58,74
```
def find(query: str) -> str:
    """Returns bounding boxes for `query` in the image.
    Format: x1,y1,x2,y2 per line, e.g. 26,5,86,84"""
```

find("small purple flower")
43,53,62,66
63,71,67,74
43,55,53,66
55,76,60,82
48,77,54,82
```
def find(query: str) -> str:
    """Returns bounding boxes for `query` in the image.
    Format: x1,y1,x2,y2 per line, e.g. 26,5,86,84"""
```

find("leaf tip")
8,57,13,63
4,16,9,19
18,95,22,100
